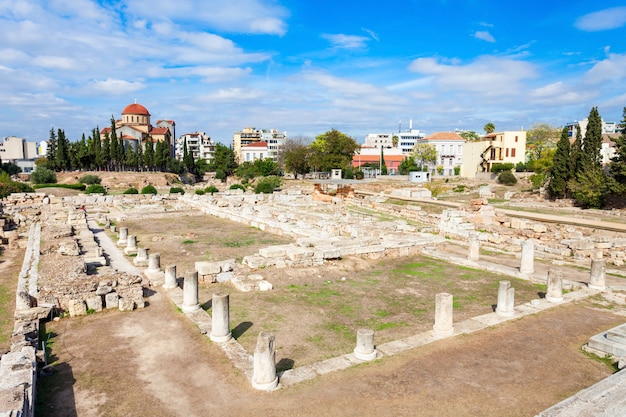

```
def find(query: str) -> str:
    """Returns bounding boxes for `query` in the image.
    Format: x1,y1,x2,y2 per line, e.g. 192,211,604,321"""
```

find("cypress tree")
46,128,58,170
610,107,626,194
547,127,571,199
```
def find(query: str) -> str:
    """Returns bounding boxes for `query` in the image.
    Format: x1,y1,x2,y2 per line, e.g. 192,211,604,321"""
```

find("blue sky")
1,0,625,145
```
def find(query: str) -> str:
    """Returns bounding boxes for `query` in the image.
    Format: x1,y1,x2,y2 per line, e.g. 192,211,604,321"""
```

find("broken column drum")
124,235,138,255
252,332,278,391
520,240,535,274
545,270,564,303
163,265,178,289
134,247,149,267
182,271,200,313
148,253,161,272
117,227,128,247
353,328,377,361
589,259,606,291
467,233,480,261
496,280,515,317
433,292,454,338
210,293,232,343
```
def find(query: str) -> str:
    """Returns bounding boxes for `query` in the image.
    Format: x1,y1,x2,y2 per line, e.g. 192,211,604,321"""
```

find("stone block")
259,246,287,258
85,295,103,312
216,272,233,283
68,299,87,317
286,246,314,261
105,293,119,309
195,261,222,275
118,297,134,312
532,223,548,233
256,280,273,291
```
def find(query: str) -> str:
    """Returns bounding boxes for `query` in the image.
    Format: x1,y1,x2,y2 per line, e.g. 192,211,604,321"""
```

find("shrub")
497,171,517,185
229,183,246,191
254,176,282,194
30,167,57,184
0,172,34,198
169,187,184,194
205,185,219,194
79,174,102,185
454,166,460,175
355,170,364,180
529,173,546,189
123,187,139,194
424,182,446,197
140,185,157,194
491,163,515,174
453,185,466,193
436,165,444,175
515,162,528,172
195,189,205,195
85,184,107,194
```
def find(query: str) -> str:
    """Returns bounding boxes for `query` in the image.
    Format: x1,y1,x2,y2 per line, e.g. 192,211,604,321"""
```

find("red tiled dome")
122,103,150,116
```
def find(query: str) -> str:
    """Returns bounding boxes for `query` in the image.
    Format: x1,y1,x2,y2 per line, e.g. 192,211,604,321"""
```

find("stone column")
147,253,161,272
467,233,480,261
496,280,515,317
210,293,232,343
182,271,200,313
133,247,149,267
163,265,178,289
110,225,117,233
353,328,377,361
117,227,128,247
589,259,606,291
124,235,138,255
545,270,563,303
433,293,454,338
520,240,534,274
252,332,278,391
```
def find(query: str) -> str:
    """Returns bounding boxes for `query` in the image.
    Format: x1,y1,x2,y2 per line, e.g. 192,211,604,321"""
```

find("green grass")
0,282,11,349
581,348,618,371
182,239,196,245
222,239,255,247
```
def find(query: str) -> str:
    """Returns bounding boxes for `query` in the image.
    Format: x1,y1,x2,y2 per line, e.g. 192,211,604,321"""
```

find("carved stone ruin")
589,258,606,291
520,239,535,274
545,270,563,303
133,247,149,267
182,270,200,313
210,293,232,343
433,292,454,338
147,253,161,273
353,328,377,361
163,265,178,289
252,332,278,391
496,280,515,317
124,234,138,255
117,226,128,247
467,232,480,261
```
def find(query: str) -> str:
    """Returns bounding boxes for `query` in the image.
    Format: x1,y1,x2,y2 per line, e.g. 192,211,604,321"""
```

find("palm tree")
484,123,495,134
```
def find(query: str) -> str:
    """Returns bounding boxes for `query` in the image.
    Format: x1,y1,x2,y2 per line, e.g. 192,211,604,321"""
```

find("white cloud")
201,88,264,102
89,79,145,94
408,55,537,95
575,6,626,31
362,28,379,42
321,34,370,50
529,81,596,105
584,53,626,83
473,31,495,43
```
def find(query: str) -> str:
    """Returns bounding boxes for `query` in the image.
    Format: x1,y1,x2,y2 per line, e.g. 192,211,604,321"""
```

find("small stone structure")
210,293,232,343
495,281,515,317
182,271,201,313
252,332,278,391
520,240,535,274
589,259,606,291
545,270,564,303
353,328,377,361
433,293,454,338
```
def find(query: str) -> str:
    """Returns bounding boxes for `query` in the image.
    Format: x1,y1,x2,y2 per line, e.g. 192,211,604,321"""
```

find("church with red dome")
100,102,175,154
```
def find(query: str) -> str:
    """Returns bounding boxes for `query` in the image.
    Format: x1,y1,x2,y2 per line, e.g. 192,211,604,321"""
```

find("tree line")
547,106,626,208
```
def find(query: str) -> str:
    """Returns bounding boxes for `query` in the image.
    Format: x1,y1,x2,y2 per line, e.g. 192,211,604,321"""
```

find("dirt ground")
39,290,623,417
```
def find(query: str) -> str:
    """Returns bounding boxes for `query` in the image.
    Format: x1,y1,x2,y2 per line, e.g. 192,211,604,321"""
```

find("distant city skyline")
1,1,625,144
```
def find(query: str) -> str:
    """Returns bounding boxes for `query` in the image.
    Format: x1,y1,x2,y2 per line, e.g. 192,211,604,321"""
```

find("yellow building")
461,131,526,178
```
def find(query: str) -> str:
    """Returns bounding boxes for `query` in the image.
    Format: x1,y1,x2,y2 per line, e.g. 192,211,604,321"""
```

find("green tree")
253,158,280,176
392,135,399,147
526,123,559,161
109,116,120,170
570,125,583,177
101,133,111,170
610,107,626,194
309,129,359,172
46,128,58,170
210,143,237,181
55,129,70,171
182,138,195,174
459,131,480,141
398,156,419,175
547,127,572,199
380,147,387,175
281,138,311,179
155,140,170,172
144,139,155,170
483,123,495,134
411,143,437,170
31,167,57,184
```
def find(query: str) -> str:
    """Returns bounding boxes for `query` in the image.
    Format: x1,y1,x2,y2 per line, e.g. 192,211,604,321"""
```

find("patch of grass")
581,348,618,371
182,239,196,245
222,239,255,247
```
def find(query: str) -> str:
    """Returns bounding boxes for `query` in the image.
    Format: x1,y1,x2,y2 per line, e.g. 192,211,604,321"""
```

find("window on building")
511,148,516,157
515,136,518,142
506,148,509,157
457,144,462,154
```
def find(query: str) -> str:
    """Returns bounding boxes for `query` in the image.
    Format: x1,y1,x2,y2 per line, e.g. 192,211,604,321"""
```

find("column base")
588,284,606,291
182,304,200,313
354,349,377,361
252,377,278,391
210,332,232,343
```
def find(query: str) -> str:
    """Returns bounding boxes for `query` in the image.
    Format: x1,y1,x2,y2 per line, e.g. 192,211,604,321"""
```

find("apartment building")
0,136,39,172
417,132,465,176
461,131,527,178
233,127,286,163
175,132,216,163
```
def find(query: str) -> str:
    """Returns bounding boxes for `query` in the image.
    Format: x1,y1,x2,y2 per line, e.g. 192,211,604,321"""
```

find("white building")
241,141,269,162
364,133,394,149
397,129,426,155
0,136,39,173
175,132,216,163
566,118,616,137
417,132,465,176
233,127,286,163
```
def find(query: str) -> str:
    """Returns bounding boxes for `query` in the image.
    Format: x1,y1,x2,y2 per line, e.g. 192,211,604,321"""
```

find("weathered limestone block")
256,280,273,291
68,299,87,317
496,281,515,317
546,270,563,303
105,293,119,309
118,297,134,312
259,246,287,258
195,261,222,275
216,272,233,283
85,295,103,312
252,332,278,391
433,293,454,338
589,259,606,291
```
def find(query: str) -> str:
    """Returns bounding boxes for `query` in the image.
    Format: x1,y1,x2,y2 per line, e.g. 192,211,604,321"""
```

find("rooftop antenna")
410,119,413,131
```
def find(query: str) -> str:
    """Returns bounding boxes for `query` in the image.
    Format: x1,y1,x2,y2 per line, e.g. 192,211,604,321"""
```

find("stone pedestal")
117,227,128,247
496,280,515,317
252,332,278,391
520,240,534,274
163,265,178,289
147,253,161,273
133,247,149,267
353,328,377,361
124,234,138,255
433,293,454,338
210,293,232,343
467,233,480,261
182,271,200,313
545,270,564,303
589,259,606,291
110,225,117,233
